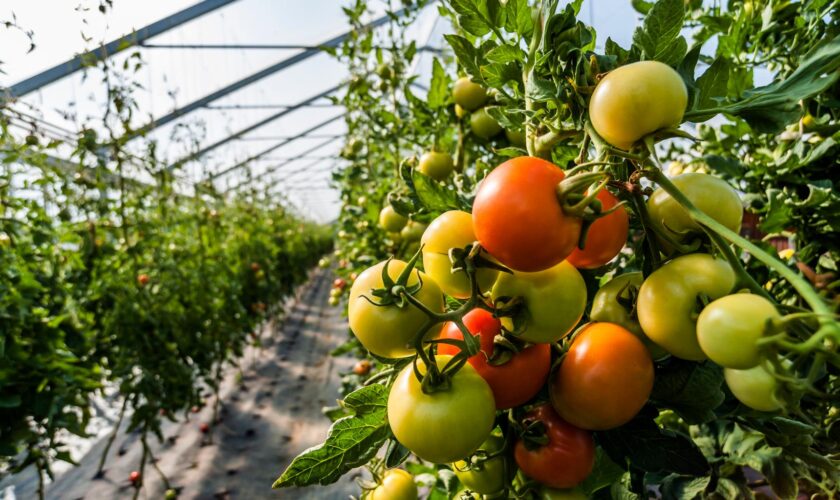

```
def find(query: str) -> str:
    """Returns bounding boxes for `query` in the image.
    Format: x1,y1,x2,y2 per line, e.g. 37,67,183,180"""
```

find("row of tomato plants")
277,0,839,498
0,113,332,498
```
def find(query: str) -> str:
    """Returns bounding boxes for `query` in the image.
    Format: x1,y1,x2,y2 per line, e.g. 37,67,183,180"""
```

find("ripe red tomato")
565,189,628,269
199,423,210,433
334,278,347,290
514,405,594,489
137,274,150,286
473,157,582,272
129,471,141,483
438,309,551,409
250,262,261,272
550,322,654,430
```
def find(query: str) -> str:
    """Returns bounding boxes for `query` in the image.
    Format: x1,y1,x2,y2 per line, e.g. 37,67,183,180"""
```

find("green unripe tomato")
589,61,688,150
724,362,785,412
388,355,495,463
647,173,742,248
541,488,587,500
453,77,488,111
379,205,408,232
348,260,443,358
418,151,455,180
452,434,506,494
368,469,417,500
698,294,780,369
637,254,736,360
470,108,502,140
165,489,178,500
400,221,426,242
505,128,526,147
590,272,668,359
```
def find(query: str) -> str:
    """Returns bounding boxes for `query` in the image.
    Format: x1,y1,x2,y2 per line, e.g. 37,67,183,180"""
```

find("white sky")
0,0,641,222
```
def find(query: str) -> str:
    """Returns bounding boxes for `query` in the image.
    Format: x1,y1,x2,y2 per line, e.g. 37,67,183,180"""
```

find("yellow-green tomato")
724,363,784,412
647,173,743,246
379,205,408,232
589,61,688,150
455,104,467,119
491,260,586,343
505,128,526,148
452,434,506,495
348,260,444,358
453,77,488,112
418,151,455,181
421,210,498,299
400,221,427,242
541,488,588,500
697,294,780,369
470,108,502,139
637,254,736,360
590,272,668,360
368,469,417,500
388,356,495,463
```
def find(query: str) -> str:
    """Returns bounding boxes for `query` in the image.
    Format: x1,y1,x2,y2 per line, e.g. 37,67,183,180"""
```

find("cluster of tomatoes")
348,61,785,498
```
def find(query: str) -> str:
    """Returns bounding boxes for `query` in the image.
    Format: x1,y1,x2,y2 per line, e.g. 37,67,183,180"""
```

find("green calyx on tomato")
379,205,408,233
438,309,551,409
452,77,488,112
491,260,586,344
348,258,444,358
590,272,668,359
647,173,743,249
421,210,498,299
367,469,417,500
473,156,582,272
550,322,654,430
697,294,780,369
451,432,507,495
589,60,688,150
514,404,594,489
388,355,496,463
470,107,502,139
637,253,736,360
418,151,455,181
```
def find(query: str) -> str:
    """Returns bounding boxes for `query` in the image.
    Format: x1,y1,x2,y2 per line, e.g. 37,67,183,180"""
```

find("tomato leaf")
581,447,626,496
596,407,710,476
631,0,687,67
444,34,481,82
650,359,725,424
272,384,390,488
427,58,450,109
448,0,502,38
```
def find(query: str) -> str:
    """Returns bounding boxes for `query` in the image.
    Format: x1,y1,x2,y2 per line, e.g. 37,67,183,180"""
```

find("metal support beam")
138,43,442,52
167,84,341,169
4,0,238,99
125,9,403,142
205,103,338,111
223,135,340,193
211,113,343,180
243,134,342,143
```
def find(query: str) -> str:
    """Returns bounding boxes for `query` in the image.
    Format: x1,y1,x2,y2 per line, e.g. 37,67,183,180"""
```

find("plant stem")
97,397,128,476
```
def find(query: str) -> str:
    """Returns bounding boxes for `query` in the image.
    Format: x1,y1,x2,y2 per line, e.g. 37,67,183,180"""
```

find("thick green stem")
702,226,774,302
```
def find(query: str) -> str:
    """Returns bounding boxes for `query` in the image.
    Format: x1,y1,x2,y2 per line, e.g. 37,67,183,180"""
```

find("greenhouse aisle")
32,269,358,500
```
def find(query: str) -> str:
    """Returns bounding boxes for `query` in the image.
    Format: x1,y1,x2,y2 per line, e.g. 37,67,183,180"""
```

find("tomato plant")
367,469,417,500
452,77,487,111
451,433,506,495
565,189,628,269
418,151,455,181
697,294,781,369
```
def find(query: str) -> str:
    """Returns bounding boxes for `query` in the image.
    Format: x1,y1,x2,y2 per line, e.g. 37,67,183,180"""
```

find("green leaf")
597,407,710,476
0,395,22,408
703,154,746,179
427,58,450,109
581,447,626,496
503,0,533,37
631,0,687,66
687,34,840,132
273,384,390,487
448,0,502,37
632,0,654,15
412,170,460,212
485,44,523,64
650,359,725,424
659,475,710,500
694,58,732,109
444,34,481,81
